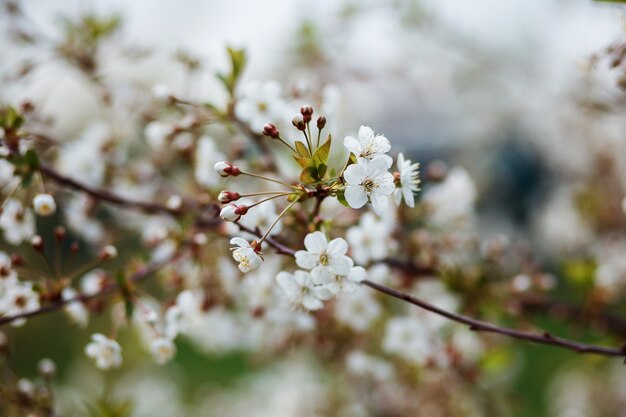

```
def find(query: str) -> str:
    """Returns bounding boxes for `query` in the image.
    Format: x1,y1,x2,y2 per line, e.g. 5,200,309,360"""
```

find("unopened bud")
214,161,240,177
300,105,314,123
70,241,80,253
38,358,56,378
99,245,118,261
166,195,183,210
33,193,56,216
54,226,66,242
316,116,326,130
218,190,240,203
220,204,248,222
262,123,280,139
292,114,305,131
30,235,44,252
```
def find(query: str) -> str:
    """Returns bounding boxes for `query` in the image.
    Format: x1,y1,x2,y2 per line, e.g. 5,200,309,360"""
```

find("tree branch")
0,259,169,326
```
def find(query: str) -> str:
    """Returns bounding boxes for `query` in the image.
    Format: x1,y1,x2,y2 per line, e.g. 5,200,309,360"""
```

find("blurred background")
2,0,626,416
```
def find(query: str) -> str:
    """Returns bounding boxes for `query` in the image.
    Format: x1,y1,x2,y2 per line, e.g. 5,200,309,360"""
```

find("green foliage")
115,271,134,320
0,106,24,131
8,149,39,187
85,395,134,417
293,136,332,184
562,258,597,288
62,13,122,47
217,47,247,95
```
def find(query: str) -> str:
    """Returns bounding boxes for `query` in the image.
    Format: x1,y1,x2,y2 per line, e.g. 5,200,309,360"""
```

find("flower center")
362,177,375,192
319,253,329,265
257,102,268,112
14,295,26,307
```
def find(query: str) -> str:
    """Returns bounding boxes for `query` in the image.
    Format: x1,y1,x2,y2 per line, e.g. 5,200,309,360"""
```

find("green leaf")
115,271,134,320
299,166,318,183
336,189,350,207
317,163,327,178
217,47,247,94
227,47,247,81
312,134,331,167
293,155,312,169
294,141,311,158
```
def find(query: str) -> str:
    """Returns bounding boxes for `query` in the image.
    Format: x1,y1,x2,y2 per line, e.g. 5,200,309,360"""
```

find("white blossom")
383,316,438,366
235,81,287,133
0,282,40,327
0,251,18,290
394,152,420,208
335,286,381,331
33,193,57,216
343,125,392,167
84,333,122,370
150,336,176,365
315,266,366,295
230,237,263,273
423,167,476,228
144,121,173,150
0,199,35,245
343,157,395,215
295,232,353,283
346,212,395,264
276,270,333,311
62,287,89,328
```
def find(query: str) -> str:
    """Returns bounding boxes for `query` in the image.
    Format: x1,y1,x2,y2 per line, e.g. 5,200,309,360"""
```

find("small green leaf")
336,189,350,207
317,163,327,178
293,155,312,169
312,134,331,167
300,166,318,183
115,271,134,320
295,141,311,158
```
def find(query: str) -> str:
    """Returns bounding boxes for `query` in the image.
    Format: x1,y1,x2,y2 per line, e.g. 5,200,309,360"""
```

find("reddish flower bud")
316,116,326,130
262,123,280,139
300,105,314,123
218,190,241,203
292,114,306,131
214,161,241,177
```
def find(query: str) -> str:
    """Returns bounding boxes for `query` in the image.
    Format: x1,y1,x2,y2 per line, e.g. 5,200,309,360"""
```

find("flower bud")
38,358,56,378
218,190,240,203
99,245,118,261
300,105,314,123
292,114,306,131
262,123,280,139
317,116,326,130
214,161,240,177
33,193,56,216
30,235,44,252
220,204,248,222
166,195,182,210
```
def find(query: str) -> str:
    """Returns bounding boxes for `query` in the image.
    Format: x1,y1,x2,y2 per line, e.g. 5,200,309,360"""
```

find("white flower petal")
295,250,320,270
304,231,328,253
327,238,348,256
345,186,368,209
343,164,366,185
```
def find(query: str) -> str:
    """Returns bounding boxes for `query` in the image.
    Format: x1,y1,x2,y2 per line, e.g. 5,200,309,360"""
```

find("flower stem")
247,193,294,209
258,199,298,244
239,171,298,189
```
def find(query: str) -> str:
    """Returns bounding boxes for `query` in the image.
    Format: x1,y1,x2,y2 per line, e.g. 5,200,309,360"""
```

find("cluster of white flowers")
0,252,40,327
343,126,419,215
276,232,365,310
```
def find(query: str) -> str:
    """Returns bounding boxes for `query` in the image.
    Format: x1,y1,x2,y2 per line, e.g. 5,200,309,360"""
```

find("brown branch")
28,157,626,358
519,297,626,340
247,228,626,358
362,279,626,358
0,259,167,327
39,163,183,217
